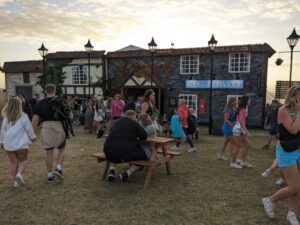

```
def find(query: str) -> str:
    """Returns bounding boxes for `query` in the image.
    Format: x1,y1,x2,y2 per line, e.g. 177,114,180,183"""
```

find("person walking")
231,95,252,169
112,93,125,120
32,84,71,182
262,85,300,225
0,96,36,187
262,99,280,150
172,97,196,152
218,97,237,160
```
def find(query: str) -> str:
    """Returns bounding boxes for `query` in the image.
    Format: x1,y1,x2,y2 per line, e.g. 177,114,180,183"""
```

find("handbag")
232,122,245,136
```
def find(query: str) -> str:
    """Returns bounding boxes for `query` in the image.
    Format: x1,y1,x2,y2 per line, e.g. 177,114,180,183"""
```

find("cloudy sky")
0,0,299,97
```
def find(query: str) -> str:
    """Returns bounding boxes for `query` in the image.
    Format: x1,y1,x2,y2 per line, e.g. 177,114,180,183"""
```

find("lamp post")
84,39,94,96
38,43,48,91
148,37,157,87
208,34,217,135
287,28,300,87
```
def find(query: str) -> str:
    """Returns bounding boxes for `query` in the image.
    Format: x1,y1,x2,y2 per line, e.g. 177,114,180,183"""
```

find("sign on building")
185,80,244,89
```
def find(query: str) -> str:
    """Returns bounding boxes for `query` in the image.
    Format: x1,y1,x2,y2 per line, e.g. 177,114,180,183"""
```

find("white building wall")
5,72,43,99
62,58,103,85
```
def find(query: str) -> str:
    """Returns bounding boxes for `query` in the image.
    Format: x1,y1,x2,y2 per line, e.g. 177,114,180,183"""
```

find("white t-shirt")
0,113,36,151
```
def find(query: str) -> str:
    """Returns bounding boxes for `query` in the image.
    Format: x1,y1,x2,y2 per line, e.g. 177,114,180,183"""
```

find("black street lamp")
85,39,94,96
38,43,48,91
287,28,300,87
148,37,157,87
208,34,217,135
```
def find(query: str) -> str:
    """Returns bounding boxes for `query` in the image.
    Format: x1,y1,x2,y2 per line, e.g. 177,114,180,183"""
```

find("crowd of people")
1,83,300,225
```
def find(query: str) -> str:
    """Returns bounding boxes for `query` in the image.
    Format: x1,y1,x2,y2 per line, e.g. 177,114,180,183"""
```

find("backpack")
187,114,197,134
51,96,75,138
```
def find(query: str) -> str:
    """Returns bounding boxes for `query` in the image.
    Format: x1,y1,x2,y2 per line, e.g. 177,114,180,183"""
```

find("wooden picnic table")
92,136,181,188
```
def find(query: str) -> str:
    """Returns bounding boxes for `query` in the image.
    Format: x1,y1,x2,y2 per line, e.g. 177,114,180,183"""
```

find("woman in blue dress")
218,97,237,160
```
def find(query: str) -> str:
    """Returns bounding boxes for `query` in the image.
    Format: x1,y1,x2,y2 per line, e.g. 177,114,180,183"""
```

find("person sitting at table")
104,110,148,182
138,113,157,161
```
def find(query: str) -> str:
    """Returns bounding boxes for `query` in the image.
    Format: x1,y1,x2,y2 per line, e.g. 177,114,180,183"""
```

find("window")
23,72,30,83
229,53,250,73
180,55,199,74
179,94,198,115
72,66,88,85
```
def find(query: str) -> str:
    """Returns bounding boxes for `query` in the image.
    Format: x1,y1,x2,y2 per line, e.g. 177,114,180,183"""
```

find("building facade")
3,51,106,99
3,60,44,99
106,44,275,127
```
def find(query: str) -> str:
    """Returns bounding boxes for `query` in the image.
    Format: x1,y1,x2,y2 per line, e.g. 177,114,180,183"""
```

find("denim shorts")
276,145,300,168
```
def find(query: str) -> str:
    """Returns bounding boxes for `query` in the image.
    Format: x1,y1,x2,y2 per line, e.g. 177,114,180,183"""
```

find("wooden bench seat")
157,149,182,156
92,152,162,188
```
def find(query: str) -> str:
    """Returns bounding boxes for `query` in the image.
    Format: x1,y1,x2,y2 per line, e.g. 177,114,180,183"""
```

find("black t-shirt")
33,97,56,122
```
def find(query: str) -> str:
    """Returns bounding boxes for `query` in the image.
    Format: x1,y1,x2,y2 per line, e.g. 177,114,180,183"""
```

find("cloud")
0,0,299,51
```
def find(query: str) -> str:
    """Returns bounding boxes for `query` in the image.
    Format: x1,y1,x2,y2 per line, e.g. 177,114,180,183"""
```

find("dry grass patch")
0,127,291,225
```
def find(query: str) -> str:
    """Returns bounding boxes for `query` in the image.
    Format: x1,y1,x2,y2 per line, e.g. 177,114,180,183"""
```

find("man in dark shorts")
104,110,148,182
32,84,70,182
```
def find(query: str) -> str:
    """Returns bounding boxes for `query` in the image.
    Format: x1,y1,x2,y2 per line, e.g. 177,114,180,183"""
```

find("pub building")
106,43,275,127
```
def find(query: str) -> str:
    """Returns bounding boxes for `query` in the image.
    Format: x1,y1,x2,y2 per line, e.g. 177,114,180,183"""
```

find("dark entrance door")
16,86,33,100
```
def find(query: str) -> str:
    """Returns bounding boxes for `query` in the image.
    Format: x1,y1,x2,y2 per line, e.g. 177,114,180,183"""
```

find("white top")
94,107,105,122
0,113,36,151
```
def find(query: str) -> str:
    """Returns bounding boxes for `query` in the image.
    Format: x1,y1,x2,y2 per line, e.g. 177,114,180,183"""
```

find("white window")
180,55,199,74
179,94,198,115
72,66,88,85
229,53,250,73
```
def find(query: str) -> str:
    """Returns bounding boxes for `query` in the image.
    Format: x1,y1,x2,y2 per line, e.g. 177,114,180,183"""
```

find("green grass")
0,126,291,225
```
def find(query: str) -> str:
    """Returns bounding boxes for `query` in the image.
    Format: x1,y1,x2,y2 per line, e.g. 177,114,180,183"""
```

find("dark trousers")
176,127,194,148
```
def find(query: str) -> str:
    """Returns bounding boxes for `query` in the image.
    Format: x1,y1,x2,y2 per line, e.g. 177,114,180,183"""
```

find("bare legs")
6,150,28,184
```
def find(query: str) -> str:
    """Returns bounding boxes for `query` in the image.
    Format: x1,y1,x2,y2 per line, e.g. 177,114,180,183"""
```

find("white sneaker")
16,173,25,186
241,161,253,168
13,181,19,188
218,155,228,160
275,177,286,186
187,147,197,153
229,162,242,169
262,197,275,219
236,159,242,164
287,211,300,225
170,145,179,151
261,169,272,177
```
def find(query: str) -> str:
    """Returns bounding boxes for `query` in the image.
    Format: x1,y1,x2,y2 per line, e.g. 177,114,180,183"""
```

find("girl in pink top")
230,95,252,169
112,93,125,120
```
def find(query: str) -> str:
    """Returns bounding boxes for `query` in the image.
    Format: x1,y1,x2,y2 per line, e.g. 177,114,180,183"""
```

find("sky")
0,0,299,98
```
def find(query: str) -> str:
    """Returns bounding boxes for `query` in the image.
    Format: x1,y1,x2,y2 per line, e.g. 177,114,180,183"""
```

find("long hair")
1,97,23,124
143,89,155,103
284,85,300,111
224,97,236,113
139,113,153,127
236,95,249,116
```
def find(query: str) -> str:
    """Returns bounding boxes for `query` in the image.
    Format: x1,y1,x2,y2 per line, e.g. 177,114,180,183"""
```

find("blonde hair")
224,97,236,113
1,97,23,124
284,85,300,110
124,110,137,118
139,113,152,126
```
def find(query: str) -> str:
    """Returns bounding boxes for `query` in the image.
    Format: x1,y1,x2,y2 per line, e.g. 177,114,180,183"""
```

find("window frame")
179,94,198,116
180,55,199,75
228,52,251,73
71,65,88,85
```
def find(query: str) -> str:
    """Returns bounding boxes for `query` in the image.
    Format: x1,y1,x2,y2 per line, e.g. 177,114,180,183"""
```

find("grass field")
0,126,293,225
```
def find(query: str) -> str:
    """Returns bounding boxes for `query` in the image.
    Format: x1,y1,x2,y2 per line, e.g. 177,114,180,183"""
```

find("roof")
46,51,105,59
116,45,145,52
107,43,276,58
3,60,43,73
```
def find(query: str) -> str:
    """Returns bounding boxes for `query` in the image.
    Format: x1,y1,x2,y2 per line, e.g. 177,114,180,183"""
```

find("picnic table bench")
92,137,181,188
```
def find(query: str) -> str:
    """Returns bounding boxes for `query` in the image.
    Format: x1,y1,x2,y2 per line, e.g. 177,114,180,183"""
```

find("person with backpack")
32,84,72,182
